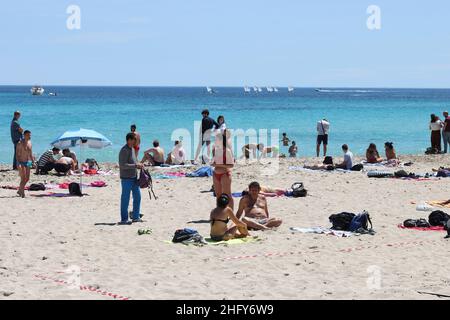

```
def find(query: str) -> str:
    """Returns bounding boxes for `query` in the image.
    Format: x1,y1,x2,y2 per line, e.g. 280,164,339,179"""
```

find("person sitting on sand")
289,141,298,158
142,140,165,166
241,143,259,159
366,143,383,163
63,148,78,170
16,130,34,198
236,181,283,231
36,147,61,175
165,140,186,165
304,156,334,170
54,156,76,175
334,144,353,170
210,193,249,241
212,129,235,209
384,141,400,165
257,143,279,159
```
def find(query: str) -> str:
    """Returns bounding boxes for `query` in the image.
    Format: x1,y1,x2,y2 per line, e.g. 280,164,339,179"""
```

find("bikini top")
210,218,230,226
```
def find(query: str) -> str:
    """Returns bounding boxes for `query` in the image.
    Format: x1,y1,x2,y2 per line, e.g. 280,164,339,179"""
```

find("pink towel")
397,224,445,232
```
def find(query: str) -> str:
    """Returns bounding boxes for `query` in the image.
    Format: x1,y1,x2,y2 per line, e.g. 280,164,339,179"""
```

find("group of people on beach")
429,111,450,154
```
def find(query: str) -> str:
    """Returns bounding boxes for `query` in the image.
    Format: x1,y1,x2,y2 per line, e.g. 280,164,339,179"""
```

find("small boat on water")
31,86,45,96
244,86,251,93
49,92,57,96
206,87,216,94
288,87,295,92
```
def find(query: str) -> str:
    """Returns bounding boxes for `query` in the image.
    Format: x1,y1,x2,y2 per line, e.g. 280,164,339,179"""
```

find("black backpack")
329,212,356,231
323,156,333,165
403,219,430,228
428,210,450,226
172,228,199,243
351,164,363,171
69,182,83,197
291,182,307,198
29,183,46,191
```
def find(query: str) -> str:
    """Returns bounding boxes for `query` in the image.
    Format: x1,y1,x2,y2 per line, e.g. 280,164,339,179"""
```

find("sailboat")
253,87,259,93
206,87,216,94
258,87,263,92
266,87,274,93
244,86,251,93
31,85,45,96
288,87,295,92
273,87,279,92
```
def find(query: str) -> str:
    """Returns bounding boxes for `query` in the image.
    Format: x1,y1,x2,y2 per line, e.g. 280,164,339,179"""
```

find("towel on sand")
31,192,87,198
397,224,445,232
186,166,213,178
290,227,358,237
165,236,260,246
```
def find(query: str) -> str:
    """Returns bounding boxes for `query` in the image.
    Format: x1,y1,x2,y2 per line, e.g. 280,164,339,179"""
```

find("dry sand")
1,155,450,300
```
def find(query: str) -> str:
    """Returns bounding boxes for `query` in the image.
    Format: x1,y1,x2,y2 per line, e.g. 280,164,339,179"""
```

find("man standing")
194,109,219,163
130,124,141,157
316,118,330,157
442,111,450,153
119,132,144,225
10,111,23,170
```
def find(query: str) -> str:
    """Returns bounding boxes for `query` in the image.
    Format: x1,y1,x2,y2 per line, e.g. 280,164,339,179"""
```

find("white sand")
1,155,450,300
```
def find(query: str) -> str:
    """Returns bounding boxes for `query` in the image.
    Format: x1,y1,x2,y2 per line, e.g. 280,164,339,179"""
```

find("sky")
1,0,450,88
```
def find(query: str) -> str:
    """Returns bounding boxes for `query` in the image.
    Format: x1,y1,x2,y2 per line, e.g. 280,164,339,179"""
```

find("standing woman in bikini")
16,130,34,198
212,129,235,209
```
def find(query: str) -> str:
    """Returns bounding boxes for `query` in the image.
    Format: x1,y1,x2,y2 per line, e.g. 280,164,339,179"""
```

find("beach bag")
351,164,363,171
329,212,356,231
349,211,372,232
139,169,157,200
172,228,199,243
428,210,450,226
323,156,333,165
29,183,46,191
291,182,307,198
403,219,430,228
68,182,83,197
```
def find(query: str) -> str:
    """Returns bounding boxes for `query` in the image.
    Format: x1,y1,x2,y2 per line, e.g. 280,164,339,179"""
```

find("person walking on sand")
130,124,141,157
442,111,450,153
10,111,23,170
430,114,444,153
119,132,144,225
316,118,330,157
16,130,33,198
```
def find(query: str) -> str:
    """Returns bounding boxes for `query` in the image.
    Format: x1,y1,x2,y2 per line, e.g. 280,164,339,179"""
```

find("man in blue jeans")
119,132,144,225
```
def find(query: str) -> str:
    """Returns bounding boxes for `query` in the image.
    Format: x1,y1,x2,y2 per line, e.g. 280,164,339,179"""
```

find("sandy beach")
1,154,450,300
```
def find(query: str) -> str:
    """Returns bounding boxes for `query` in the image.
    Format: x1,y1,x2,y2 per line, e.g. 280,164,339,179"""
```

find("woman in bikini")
366,143,383,163
16,130,34,198
212,129,235,209
210,194,249,241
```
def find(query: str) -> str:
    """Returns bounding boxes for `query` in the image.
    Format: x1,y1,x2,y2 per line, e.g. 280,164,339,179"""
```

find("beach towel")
367,171,394,178
290,227,358,237
288,166,353,174
186,166,213,178
31,192,87,198
397,224,445,232
164,236,260,246
153,164,194,170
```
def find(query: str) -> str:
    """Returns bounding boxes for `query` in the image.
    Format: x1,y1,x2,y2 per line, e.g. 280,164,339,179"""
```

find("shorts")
54,163,71,173
317,134,328,145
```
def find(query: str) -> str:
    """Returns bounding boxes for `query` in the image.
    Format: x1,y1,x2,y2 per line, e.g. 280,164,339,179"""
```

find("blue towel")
186,166,214,178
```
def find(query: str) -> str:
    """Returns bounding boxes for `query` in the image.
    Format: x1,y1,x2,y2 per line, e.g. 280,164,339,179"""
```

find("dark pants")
54,163,71,174
431,130,442,152
13,142,18,170
38,163,55,175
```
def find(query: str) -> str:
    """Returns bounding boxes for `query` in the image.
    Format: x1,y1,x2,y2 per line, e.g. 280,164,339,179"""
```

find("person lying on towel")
210,193,249,241
236,181,283,231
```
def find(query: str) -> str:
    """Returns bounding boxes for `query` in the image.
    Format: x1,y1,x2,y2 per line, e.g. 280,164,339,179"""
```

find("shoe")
132,219,144,223
118,221,132,225
129,212,144,219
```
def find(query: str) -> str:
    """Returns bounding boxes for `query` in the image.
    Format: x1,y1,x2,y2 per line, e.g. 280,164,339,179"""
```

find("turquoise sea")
1,86,449,164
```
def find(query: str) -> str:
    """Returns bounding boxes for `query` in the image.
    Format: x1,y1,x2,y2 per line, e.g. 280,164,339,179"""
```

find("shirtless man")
54,156,76,175
241,143,259,159
142,140,165,166
236,181,283,231
16,130,34,198
130,125,141,157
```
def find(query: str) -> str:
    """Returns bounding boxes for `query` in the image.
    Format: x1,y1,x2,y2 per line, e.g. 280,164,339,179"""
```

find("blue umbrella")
51,128,112,192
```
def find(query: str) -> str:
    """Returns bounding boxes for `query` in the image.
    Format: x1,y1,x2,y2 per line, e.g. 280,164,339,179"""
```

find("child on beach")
210,194,249,241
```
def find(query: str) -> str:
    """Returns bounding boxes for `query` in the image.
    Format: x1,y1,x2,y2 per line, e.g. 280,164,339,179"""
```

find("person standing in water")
10,111,23,170
316,118,330,157
130,124,141,157
16,130,33,198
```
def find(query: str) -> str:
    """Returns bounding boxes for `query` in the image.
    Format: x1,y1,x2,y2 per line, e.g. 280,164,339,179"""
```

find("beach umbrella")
51,128,112,192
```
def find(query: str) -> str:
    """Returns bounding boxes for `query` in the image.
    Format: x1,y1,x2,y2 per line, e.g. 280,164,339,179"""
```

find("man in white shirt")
335,144,353,170
316,119,330,157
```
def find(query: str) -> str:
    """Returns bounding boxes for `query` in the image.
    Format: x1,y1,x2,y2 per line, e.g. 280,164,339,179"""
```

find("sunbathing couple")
366,142,398,164
210,182,283,241
141,140,186,166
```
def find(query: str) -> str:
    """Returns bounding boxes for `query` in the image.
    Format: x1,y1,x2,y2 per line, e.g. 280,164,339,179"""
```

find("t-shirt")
445,118,450,132
430,120,443,131
317,120,330,135
344,151,354,170
119,144,138,179
60,157,74,165
38,150,54,167
10,119,22,143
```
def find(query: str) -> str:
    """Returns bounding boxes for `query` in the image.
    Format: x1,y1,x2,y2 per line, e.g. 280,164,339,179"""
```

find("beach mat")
165,236,260,246
397,224,446,232
290,227,358,237
31,192,87,198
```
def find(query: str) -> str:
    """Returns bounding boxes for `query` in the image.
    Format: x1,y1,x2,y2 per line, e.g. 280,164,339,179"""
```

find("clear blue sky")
1,0,450,87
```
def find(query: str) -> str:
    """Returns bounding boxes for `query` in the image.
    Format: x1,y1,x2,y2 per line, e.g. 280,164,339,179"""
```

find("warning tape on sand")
221,239,442,261
34,274,131,300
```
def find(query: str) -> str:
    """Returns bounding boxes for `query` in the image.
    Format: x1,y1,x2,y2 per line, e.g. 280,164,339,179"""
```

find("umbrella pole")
80,142,82,193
